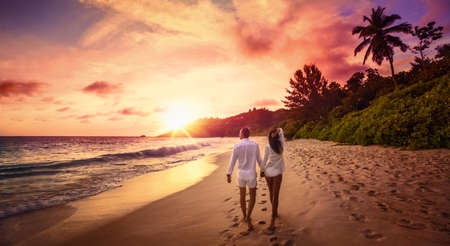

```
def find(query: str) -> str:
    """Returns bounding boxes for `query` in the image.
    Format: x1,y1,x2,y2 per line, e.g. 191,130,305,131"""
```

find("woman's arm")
278,128,285,147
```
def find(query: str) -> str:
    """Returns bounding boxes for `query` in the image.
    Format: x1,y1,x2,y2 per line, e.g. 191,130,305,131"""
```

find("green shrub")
291,74,449,149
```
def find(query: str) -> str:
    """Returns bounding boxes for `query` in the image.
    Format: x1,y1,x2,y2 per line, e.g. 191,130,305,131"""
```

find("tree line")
282,6,448,139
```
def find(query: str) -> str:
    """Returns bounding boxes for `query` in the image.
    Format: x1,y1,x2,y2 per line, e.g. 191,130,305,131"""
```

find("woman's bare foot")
242,212,247,222
247,217,254,231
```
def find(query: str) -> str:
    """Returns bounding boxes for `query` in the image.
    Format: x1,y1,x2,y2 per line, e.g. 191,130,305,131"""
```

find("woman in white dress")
262,128,285,231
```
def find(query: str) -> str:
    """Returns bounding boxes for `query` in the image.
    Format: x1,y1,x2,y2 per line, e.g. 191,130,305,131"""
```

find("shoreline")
1,138,449,246
0,152,222,245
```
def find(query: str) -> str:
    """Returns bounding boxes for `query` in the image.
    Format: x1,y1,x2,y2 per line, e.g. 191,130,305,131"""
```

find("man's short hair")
241,127,250,138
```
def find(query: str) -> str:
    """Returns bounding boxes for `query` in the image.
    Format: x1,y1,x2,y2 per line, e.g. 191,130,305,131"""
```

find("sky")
0,0,449,136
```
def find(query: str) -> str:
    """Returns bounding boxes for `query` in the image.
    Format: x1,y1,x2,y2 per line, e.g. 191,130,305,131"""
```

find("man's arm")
256,145,264,177
262,145,269,168
226,146,238,183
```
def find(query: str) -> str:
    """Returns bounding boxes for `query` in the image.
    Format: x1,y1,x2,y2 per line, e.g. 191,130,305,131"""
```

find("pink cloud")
41,97,63,105
253,99,279,107
118,107,149,117
82,81,121,97
0,80,47,97
77,114,95,120
56,106,70,112
41,97,54,103
108,117,122,121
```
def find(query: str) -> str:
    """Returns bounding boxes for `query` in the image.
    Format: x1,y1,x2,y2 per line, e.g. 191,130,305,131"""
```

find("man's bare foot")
263,227,275,235
242,216,248,222
267,218,275,231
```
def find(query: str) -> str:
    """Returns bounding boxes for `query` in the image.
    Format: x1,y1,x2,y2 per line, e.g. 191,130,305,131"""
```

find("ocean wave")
0,142,211,176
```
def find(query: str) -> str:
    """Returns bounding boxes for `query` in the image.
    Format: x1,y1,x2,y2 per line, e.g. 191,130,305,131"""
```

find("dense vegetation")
291,74,449,149
281,41,449,149
159,7,449,149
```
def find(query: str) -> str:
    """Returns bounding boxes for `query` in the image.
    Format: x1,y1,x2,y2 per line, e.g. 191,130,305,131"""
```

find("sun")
164,103,195,131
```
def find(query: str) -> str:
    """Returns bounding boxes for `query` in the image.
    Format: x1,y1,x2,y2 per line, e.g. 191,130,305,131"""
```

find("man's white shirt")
227,138,264,180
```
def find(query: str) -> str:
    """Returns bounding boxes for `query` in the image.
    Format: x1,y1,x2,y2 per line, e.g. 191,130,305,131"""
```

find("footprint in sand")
231,222,239,227
270,236,278,242
259,200,267,204
377,202,389,211
397,219,426,230
262,193,266,196
224,197,232,202
351,185,359,191
282,239,295,246
361,229,384,241
259,220,266,224
228,208,235,213
220,229,230,235
367,190,376,196
262,207,267,211
349,213,367,223
332,191,342,198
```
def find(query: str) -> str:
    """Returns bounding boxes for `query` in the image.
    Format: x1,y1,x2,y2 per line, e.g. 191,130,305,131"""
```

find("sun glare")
164,103,195,131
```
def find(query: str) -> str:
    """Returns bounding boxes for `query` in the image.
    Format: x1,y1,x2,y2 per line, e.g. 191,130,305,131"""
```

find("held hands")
260,171,265,178
226,174,231,183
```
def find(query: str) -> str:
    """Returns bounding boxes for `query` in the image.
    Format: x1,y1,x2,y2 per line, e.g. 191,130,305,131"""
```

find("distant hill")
157,108,291,138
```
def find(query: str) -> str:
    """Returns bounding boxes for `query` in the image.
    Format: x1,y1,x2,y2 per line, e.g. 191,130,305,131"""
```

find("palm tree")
352,6,411,88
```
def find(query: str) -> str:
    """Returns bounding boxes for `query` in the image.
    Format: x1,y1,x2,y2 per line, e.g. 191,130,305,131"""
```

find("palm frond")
384,23,412,34
363,15,372,24
354,38,371,56
382,14,401,27
386,35,409,51
352,26,364,35
372,7,385,26
360,25,377,38
363,41,373,65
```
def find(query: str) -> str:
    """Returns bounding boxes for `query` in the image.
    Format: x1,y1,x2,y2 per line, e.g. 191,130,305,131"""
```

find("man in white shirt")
227,127,264,231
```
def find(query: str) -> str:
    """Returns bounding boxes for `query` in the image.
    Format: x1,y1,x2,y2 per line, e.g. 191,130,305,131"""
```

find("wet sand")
1,139,449,245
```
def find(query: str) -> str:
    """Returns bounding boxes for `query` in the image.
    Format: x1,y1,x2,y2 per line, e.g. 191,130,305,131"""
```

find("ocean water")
0,136,239,219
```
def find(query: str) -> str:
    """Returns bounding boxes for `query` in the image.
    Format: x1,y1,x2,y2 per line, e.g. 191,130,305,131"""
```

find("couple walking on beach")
227,127,285,233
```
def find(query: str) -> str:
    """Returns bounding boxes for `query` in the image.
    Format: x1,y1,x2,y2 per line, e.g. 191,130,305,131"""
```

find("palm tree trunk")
389,56,397,89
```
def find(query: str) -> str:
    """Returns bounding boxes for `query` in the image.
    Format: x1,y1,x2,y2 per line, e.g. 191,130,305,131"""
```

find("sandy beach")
1,139,449,246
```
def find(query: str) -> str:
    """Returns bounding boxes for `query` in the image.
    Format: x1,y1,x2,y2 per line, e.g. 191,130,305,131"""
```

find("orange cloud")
0,80,47,97
56,106,70,112
118,107,149,117
77,114,95,120
82,81,121,97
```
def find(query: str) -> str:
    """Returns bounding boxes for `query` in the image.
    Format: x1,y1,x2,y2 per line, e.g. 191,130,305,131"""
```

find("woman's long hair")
268,128,283,154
